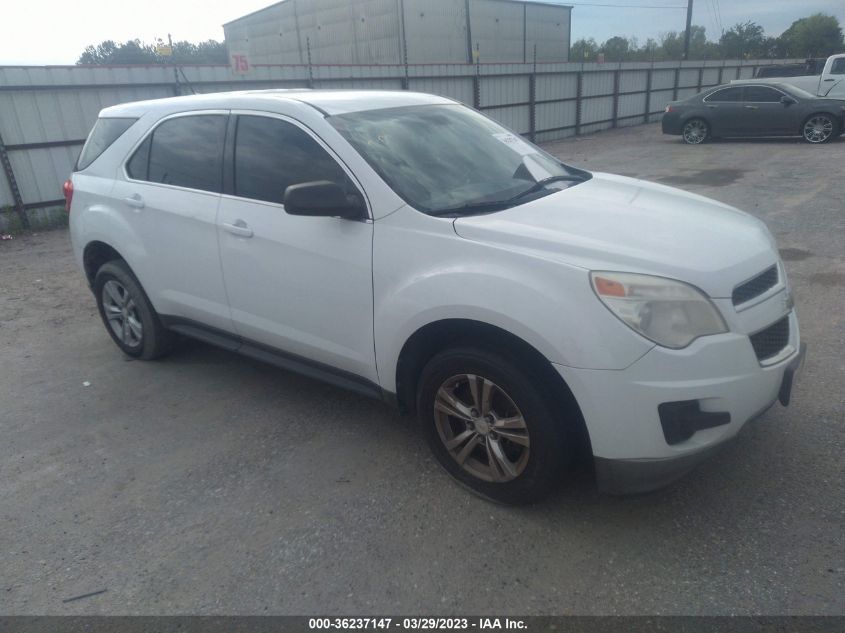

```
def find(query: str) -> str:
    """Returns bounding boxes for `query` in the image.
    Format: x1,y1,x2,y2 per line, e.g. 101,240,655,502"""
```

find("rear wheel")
682,118,709,145
417,347,571,505
802,114,838,144
94,260,172,359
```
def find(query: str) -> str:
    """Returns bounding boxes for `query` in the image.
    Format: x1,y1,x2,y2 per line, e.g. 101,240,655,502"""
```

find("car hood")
452,173,778,298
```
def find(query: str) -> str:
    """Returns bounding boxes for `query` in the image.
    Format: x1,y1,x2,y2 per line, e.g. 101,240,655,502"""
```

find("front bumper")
556,306,804,494
592,343,805,494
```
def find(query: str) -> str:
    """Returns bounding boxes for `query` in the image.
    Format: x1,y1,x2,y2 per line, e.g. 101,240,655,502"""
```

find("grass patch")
0,206,68,235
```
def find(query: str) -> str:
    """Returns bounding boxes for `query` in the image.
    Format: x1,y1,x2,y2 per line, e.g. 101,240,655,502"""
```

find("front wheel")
417,347,571,505
682,118,710,145
802,114,838,144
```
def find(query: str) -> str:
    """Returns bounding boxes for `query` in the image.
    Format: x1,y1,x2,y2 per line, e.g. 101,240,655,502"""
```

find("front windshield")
328,104,588,215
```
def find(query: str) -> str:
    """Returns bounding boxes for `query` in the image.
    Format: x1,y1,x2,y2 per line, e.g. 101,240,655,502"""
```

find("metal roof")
101,89,455,117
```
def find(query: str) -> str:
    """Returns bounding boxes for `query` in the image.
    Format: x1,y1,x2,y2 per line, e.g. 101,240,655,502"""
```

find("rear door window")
76,117,137,171
128,114,227,193
743,86,783,102
705,87,743,102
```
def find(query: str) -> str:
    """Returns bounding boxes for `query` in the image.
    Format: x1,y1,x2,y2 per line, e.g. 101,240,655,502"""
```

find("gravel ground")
1,123,843,615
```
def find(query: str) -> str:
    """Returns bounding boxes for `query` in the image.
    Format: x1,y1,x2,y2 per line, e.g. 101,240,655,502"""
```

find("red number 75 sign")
230,53,250,74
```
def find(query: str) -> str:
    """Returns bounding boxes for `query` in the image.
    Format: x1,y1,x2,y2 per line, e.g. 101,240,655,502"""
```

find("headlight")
590,271,728,349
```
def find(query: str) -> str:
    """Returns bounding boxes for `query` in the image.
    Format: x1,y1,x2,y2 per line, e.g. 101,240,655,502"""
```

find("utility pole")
682,0,694,60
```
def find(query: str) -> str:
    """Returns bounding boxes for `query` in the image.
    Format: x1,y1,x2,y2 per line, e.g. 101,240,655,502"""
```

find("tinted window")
137,115,226,192
744,86,783,102
234,116,348,204
831,58,845,75
126,136,150,180
76,117,137,171
705,87,743,102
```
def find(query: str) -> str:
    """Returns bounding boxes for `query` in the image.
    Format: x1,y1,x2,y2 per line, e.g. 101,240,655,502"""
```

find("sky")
2,0,844,65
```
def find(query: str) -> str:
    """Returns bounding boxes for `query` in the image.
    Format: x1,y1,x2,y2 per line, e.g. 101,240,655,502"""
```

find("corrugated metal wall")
224,0,303,65
525,3,571,63
403,0,471,64
223,0,572,65
0,58,802,220
469,0,525,63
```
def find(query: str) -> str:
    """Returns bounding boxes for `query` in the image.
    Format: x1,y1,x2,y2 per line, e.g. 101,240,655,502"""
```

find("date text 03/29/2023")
308,617,528,630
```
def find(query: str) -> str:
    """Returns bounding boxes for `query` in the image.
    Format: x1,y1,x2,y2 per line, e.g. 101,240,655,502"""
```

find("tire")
417,347,571,505
682,118,709,145
93,260,173,360
802,113,839,144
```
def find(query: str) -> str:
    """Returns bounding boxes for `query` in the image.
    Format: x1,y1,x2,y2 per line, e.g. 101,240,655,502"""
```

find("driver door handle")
221,219,253,238
744,105,759,110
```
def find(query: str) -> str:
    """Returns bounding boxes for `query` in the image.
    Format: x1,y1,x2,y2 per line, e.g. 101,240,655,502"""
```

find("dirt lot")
1,124,843,615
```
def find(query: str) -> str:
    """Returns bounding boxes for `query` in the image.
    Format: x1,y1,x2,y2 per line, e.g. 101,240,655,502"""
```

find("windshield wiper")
428,200,515,217
506,174,585,204
429,174,586,217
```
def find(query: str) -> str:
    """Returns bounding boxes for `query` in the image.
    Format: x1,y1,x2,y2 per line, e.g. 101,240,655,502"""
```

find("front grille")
733,266,778,306
749,316,790,362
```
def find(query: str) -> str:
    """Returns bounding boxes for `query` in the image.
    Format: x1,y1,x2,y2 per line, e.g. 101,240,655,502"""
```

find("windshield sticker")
492,133,535,156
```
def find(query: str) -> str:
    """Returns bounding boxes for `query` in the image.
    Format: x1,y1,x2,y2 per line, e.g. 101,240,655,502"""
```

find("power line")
713,0,725,35
705,0,719,37
566,2,687,8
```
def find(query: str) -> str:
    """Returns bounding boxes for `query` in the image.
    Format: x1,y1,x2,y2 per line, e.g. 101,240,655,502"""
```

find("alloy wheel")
433,374,530,483
682,120,708,144
102,280,143,348
803,116,834,143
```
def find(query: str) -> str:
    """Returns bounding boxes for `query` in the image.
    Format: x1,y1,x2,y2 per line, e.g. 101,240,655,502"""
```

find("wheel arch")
801,111,841,134
394,318,592,454
83,240,131,287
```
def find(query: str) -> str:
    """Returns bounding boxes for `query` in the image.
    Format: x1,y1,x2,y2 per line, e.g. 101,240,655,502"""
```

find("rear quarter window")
76,117,137,171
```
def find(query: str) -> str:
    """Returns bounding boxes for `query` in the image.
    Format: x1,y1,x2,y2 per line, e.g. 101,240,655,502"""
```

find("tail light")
665,105,675,113
62,178,73,213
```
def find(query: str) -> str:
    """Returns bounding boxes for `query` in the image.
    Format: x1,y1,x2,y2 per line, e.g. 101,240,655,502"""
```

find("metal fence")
0,58,801,228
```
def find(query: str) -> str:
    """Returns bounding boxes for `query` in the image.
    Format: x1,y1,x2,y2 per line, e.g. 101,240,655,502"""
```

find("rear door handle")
744,105,759,110
124,194,145,209
706,104,718,109
221,219,253,238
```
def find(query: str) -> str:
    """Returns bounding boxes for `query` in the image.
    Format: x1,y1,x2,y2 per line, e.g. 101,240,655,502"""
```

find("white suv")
67,90,805,504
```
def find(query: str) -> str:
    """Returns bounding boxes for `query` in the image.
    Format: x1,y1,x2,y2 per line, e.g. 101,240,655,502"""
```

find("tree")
760,36,787,59
78,40,156,65
659,31,685,59
77,39,228,65
570,38,599,62
779,14,844,57
686,26,716,59
638,38,661,61
170,40,229,64
601,36,630,62
719,21,766,59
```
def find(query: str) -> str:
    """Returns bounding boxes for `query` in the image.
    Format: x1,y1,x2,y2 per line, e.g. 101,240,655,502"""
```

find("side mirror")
780,95,797,106
283,181,365,220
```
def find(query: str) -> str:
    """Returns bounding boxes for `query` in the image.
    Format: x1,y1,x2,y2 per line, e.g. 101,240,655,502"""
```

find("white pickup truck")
733,54,845,98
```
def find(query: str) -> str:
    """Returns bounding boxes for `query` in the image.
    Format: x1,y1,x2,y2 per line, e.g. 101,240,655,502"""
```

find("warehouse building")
223,0,572,65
